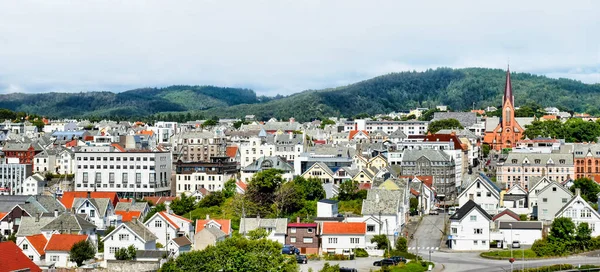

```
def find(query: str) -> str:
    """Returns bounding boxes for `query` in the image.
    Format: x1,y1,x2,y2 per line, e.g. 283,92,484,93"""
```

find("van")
448,206,457,215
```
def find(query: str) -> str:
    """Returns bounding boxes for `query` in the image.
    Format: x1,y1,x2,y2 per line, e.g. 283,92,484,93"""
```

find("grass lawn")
480,249,539,259
387,261,435,272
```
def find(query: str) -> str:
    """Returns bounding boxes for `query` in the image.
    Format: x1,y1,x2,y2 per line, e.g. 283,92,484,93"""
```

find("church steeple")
503,66,514,106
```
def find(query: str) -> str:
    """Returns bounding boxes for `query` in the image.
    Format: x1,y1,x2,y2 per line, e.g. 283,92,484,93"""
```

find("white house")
527,176,553,214
239,218,288,244
501,184,529,215
166,236,192,258
449,200,492,251
536,181,573,222
18,234,47,262
555,189,600,237
22,173,46,195
72,197,114,230
497,221,543,246
317,199,339,217
102,221,158,260
144,211,194,246
320,222,366,255
457,176,500,216
45,234,89,268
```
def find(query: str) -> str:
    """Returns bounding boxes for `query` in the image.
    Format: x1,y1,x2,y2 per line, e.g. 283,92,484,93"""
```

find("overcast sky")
1,0,599,96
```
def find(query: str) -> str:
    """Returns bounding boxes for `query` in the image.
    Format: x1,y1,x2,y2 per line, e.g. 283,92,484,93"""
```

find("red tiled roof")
236,181,247,191
348,130,369,140
410,188,420,196
83,135,94,141
111,143,126,152
143,196,176,206
288,223,318,228
0,241,42,272
195,218,232,235
168,212,193,223
226,146,238,158
26,234,48,256
116,210,142,222
65,139,78,147
60,192,119,209
198,188,209,196
542,115,557,120
158,212,180,230
492,209,521,222
0,212,7,220
313,140,326,145
424,134,465,150
358,183,371,190
44,234,87,252
322,222,366,235
138,130,154,136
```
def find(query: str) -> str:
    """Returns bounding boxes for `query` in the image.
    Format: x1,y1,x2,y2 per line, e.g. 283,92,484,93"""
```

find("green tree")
69,240,96,266
576,222,592,250
338,180,359,201
115,245,137,260
371,234,390,250
171,193,197,216
247,228,270,240
318,263,341,272
419,109,439,121
245,169,284,213
570,178,600,202
159,235,297,272
482,144,491,158
395,236,408,252
198,191,226,208
409,198,419,211
549,217,576,243
144,203,167,223
274,181,304,217
223,178,237,198
293,176,326,201
319,118,336,129
202,119,218,128
427,118,463,133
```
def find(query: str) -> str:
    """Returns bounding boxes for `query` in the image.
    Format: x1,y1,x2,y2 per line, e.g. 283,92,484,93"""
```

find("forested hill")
198,68,600,122
2,68,599,121
0,85,259,118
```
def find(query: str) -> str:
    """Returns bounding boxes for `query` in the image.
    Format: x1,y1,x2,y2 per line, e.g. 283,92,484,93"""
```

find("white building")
18,234,47,262
22,173,45,195
555,190,600,237
317,199,339,217
343,119,428,136
72,198,114,230
449,200,492,251
497,221,543,246
0,159,32,195
144,211,194,246
240,218,288,245
320,222,366,254
102,221,157,260
74,145,172,198
45,234,90,268
457,176,500,216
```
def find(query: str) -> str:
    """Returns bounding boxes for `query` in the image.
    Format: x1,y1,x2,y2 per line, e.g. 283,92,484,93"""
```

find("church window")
505,108,511,124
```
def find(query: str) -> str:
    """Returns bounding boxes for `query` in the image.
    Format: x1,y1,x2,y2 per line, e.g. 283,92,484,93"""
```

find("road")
299,257,381,272
408,213,445,256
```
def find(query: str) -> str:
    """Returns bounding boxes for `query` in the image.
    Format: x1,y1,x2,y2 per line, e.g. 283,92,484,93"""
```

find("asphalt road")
408,213,446,255
299,257,381,272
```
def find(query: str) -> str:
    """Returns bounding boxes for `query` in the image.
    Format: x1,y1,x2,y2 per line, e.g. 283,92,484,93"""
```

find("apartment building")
496,153,574,189
343,119,428,136
175,157,237,196
175,131,226,162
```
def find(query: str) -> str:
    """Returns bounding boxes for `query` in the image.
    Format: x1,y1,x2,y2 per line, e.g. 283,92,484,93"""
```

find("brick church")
483,67,525,151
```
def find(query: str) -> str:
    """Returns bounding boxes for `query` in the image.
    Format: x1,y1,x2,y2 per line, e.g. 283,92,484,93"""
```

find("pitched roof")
321,222,366,235
25,234,48,256
122,221,157,242
143,196,176,206
0,212,6,220
116,210,142,222
60,192,119,209
423,133,465,150
195,218,231,235
449,200,492,221
239,218,288,235
432,112,478,127
171,236,192,247
44,234,87,251
0,241,42,272
288,223,318,228
348,130,369,140
115,201,148,212
362,189,403,215
16,216,56,237
41,213,96,232
226,146,238,158
492,209,521,221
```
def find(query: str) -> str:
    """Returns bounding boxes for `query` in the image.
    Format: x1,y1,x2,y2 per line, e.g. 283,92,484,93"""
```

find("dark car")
295,254,308,264
282,245,298,255
390,256,407,263
373,259,398,267
339,268,358,272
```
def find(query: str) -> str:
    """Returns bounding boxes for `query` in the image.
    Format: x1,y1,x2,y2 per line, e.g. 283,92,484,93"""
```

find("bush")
519,214,528,221
514,264,574,272
306,253,321,260
395,237,408,252
480,249,538,259
388,250,420,260
323,254,349,261
354,248,368,257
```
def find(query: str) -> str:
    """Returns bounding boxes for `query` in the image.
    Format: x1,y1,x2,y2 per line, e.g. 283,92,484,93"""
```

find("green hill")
1,68,599,121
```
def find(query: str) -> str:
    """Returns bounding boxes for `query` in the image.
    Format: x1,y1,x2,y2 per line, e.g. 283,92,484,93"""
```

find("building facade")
175,157,237,196
496,153,574,189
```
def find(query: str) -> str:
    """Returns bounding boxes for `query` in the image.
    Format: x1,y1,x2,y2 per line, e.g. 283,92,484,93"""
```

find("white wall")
103,227,150,260
499,229,541,245
144,216,177,246
458,182,498,215
320,234,366,254
449,209,490,251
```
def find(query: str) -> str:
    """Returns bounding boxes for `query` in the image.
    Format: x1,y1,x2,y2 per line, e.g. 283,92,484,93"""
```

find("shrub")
306,253,321,260
514,264,574,272
519,214,528,221
388,250,420,260
354,248,368,257
395,236,408,252
323,254,349,261
480,249,538,259
371,234,390,250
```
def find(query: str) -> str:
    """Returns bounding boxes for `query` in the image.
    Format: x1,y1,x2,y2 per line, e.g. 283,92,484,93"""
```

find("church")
483,68,534,151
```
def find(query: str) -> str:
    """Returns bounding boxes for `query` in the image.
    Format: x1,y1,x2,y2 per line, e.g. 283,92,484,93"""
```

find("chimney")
296,217,300,223
87,191,91,198
289,131,293,140
576,188,581,196
132,216,138,223
36,213,40,222
54,209,58,218
206,214,210,220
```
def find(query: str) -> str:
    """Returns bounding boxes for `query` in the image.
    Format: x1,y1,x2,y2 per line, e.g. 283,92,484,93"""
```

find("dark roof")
498,221,542,230
492,209,520,221
172,236,192,247
318,199,338,204
136,250,167,259
503,194,527,202
449,200,492,221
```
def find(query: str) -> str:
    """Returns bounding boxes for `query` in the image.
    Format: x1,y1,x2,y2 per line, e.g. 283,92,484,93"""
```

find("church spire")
503,66,513,106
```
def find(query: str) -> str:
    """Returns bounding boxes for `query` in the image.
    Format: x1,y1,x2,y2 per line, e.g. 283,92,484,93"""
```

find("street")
408,213,446,257
299,257,381,272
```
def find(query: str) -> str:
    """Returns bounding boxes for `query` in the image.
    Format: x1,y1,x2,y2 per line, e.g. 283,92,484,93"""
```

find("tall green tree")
549,217,576,243
170,194,196,216
69,240,96,266
570,178,600,203
427,118,463,133
245,169,284,212
293,176,326,201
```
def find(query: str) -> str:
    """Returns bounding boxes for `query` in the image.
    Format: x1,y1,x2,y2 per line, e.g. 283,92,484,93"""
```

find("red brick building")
3,142,41,167
286,220,319,254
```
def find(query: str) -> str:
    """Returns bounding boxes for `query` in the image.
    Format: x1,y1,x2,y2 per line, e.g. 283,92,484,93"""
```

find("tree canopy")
570,178,600,203
69,240,96,266
524,119,600,143
170,194,196,216
427,118,463,133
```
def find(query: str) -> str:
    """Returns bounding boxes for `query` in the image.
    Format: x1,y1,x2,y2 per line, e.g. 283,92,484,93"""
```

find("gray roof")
203,227,227,239
124,221,157,242
181,131,214,139
41,213,96,232
136,250,167,259
242,156,294,172
503,153,573,166
25,195,65,213
449,200,492,221
401,149,452,162
73,198,111,218
361,189,404,215
537,180,573,197
172,235,192,247
304,162,334,176
388,129,407,139
239,218,288,235
16,216,56,237
573,143,600,158
437,129,480,139
115,202,148,212
433,112,478,127
498,221,543,230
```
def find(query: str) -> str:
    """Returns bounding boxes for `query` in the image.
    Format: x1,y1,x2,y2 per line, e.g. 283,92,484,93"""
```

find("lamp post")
509,223,513,272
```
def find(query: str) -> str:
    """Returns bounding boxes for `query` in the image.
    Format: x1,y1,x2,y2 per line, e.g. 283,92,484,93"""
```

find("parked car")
512,240,520,248
373,259,398,267
429,209,439,215
339,268,358,272
296,255,308,264
282,245,299,255
390,256,407,263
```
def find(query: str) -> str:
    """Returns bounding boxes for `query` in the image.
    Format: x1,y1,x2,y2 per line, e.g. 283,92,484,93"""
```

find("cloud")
0,0,598,95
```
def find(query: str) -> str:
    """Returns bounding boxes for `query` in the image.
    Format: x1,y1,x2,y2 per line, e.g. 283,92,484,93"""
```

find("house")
193,216,232,250
497,221,543,246
286,219,319,254
60,191,119,210
239,217,288,244
448,200,492,251
536,181,573,222
18,234,47,262
320,222,366,255
235,180,247,194
72,197,114,230
408,176,436,214
144,211,194,246
22,174,46,195
301,162,335,184
166,236,192,258
555,189,600,236
492,209,520,224
115,210,141,222
0,241,42,272
457,175,500,216
353,188,408,248
114,201,150,219
102,220,158,260
501,184,528,215
527,176,553,214
44,234,89,268
317,199,339,217
40,213,98,246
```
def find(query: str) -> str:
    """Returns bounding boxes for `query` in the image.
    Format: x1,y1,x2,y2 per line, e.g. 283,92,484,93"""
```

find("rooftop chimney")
296,217,300,223
576,188,581,196
206,214,210,220
36,213,40,222
87,191,91,198
54,209,58,218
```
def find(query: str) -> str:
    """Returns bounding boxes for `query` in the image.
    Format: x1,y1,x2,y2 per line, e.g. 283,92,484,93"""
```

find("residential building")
193,216,232,250
400,149,456,198
317,199,339,218
22,173,45,195
573,143,600,180
342,119,428,136
491,209,520,224
166,236,192,258
448,200,492,251
102,221,158,260
302,162,335,184
240,156,294,183
526,177,553,214
174,131,226,162
286,219,319,254
320,222,366,255
71,197,114,230
18,234,47,262
408,176,436,214
555,189,600,236
433,112,486,137
294,146,355,175
240,218,288,244
175,157,237,196
501,184,528,215
2,142,42,166
0,159,33,195
0,241,42,272
497,221,542,246
44,234,89,268
73,145,172,198
496,153,574,189
40,213,98,246
457,175,500,215
144,211,194,246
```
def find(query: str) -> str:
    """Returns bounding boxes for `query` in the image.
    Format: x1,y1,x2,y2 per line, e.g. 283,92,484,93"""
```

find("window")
367,225,376,232
350,238,360,244
451,227,457,234
28,255,33,260
482,240,487,245
542,198,548,203
90,210,95,218
473,240,478,245
307,228,313,233
592,223,596,232
290,227,296,234
476,192,481,197
22,244,28,250
562,198,568,203
290,237,297,243
50,255,59,262
303,237,313,243
119,234,129,241
136,173,141,183
109,247,119,253
473,228,483,234
552,187,557,192
328,238,338,244
123,173,128,182
470,215,477,221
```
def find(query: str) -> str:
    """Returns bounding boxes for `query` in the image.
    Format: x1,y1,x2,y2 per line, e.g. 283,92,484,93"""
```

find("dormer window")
534,159,541,164
512,159,518,164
